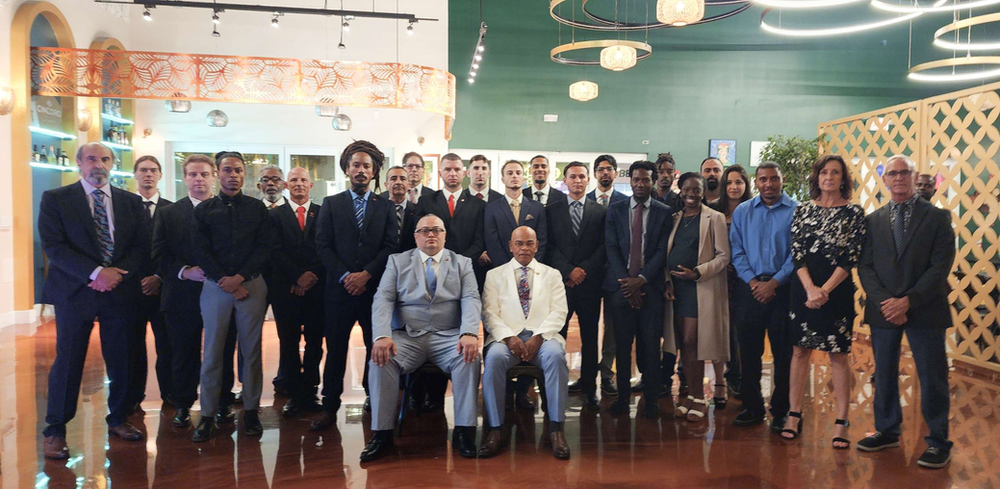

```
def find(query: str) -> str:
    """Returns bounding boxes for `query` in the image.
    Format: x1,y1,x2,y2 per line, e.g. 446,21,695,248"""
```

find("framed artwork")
750,140,768,167
422,154,440,190
709,139,737,166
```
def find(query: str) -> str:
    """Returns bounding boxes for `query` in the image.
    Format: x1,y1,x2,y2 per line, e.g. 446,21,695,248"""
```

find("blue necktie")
92,189,114,266
425,258,437,299
570,201,583,236
354,195,365,229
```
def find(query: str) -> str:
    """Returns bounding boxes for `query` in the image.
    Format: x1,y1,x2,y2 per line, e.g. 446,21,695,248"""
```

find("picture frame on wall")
709,139,737,166
750,140,768,167
422,154,440,190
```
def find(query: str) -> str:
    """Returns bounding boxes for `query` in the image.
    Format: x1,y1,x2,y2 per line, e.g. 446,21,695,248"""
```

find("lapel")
580,198,600,237
500,197,518,229
360,192,380,236
110,186,128,252
303,202,319,237
435,192,452,225
436,251,453,299
452,191,472,220
504,261,521,312
665,210,682,256
643,202,660,257
698,206,712,259
519,199,533,225
410,249,428,297
879,205,898,258
898,199,929,258
70,182,101,251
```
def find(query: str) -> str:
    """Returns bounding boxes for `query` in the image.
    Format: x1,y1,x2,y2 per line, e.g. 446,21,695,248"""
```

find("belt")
755,274,774,282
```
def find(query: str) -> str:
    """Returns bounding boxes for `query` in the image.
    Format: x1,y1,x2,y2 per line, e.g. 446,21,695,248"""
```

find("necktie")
269,201,277,209
408,188,418,205
354,196,365,229
535,190,544,205
396,204,404,236
475,192,484,200
143,201,154,223
425,257,437,299
518,266,530,318
510,199,520,225
448,194,456,217
628,203,645,277
892,202,907,256
296,206,306,231
570,201,583,236
599,195,609,207
92,189,114,266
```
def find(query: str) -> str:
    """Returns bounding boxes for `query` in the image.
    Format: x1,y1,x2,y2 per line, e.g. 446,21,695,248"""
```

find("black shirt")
658,190,683,213
192,191,275,282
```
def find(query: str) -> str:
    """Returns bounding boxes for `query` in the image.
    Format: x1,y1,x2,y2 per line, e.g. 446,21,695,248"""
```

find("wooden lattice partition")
819,83,1000,374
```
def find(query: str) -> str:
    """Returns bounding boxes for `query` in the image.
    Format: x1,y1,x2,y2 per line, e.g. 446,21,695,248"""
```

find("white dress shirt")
469,187,491,202
81,178,115,280
504,193,523,208
595,188,614,204
288,199,311,214
140,192,160,218
262,195,287,208
442,188,462,207
530,183,552,205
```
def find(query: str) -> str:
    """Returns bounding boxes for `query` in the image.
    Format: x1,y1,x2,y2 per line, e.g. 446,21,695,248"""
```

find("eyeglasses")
259,176,284,184
885,169,913,179
415,227,445,235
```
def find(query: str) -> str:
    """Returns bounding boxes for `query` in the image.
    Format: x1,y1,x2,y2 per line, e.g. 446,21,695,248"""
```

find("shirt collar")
596,188,613,198
630,196,651,209
513,258,539,271
349,188,372,201
141,192,159,204
567,193,587,206
470,187,488,199
751,192,793,209
410,184,423,194
505,193,523,206
219,190,243,202
531,184,550,196
262,195,286,207
418,248,445,264
190,195,205,207
80,178,109,196
289,199,311,213
442,188,462,202
890,194,919,209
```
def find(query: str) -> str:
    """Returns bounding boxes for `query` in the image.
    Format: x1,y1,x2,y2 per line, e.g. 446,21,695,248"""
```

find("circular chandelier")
206,109,229,127
752,0,866,7
551,39,652,67
932,12,1000,51
569,81,599,101
550,0,750,31
600,44,637,70
758,0,948,37
656,0,705,26
908,57,1000,82
165,92,192,113
871,0,1000,13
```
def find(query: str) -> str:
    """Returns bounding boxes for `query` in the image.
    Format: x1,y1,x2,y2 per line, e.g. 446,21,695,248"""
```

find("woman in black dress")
781,155,866,449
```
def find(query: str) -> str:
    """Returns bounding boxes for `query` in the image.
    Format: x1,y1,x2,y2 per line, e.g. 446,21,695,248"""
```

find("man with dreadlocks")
311,140,399,431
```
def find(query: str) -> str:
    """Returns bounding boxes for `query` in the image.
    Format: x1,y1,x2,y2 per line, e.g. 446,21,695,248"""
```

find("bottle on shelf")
32,145,39,162
48,146,56,163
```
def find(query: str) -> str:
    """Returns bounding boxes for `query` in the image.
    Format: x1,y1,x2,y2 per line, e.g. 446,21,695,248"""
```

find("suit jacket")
603,197,672,293
140,196,173,280
269,201,325,302
483,195,548,268
38,181,149,306
587,189,629,207
545,196,607,294
467,188,504,203
381,185,435,201
371,248,481,340
390,200,419,252
482,258,568,346
315,190,398,298
859,197,955,330
417,189,485,260
152,197,203,313
523,185,565,207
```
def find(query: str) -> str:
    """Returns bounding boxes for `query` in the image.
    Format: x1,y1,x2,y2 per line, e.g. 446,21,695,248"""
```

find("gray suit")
369,248,482,431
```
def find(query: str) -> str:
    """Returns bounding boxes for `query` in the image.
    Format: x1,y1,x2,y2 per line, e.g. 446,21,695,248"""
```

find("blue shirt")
340,188,373,283
729,192,798,285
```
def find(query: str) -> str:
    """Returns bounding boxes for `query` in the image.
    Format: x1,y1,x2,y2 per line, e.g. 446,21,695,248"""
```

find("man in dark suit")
547,162,606,411
386,166,418,252
654,153,683,211
523,155,565,207
857,155,956,469
588,155,628,397
39,142,150,460
485,160,548,267
418,153,486,263
311,140,398,431
381,152,436,203
270,167,326,416
466,155,503,290
605,161,672,419
127,155,173,414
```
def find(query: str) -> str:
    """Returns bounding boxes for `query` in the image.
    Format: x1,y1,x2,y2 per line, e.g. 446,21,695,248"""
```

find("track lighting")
143,7,152,21
271,13,279,27
407,21,414,35
212,10,220,24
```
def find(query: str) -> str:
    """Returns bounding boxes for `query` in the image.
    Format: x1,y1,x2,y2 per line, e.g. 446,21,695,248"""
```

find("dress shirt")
504,193,523,208
729,192,798,285
567,194,587,206
81,178,115,280
442,188,462,210
192,190,273,282
178,196,206,280
513,259,535,294
288,199,311,214
530,184,552,205
141,192,160,218
469,187,491,202
889,194,919,235
262,195,287,209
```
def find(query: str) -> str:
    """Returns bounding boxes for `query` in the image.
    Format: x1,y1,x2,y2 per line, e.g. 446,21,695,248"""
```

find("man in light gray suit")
361,214,482,462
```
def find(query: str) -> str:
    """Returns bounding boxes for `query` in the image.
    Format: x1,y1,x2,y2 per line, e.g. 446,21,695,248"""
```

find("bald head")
287,166,313,205
415,214,446,255
509,226,538,266
76,142,115,187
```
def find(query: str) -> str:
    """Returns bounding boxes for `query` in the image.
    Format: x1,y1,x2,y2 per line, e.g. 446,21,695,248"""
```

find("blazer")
269,201,325,302
371,248,481,340
662,205,731,360
859,197,955,330
467,188,504,203
392,200,419,252
603,197,672,293
152,197,203,313
38,181,149,306
545,196,607,294
523,185,565,207
417,189,486,261
140,196,173,279
380,185,435,201
482,258,569,346
587,189,628,207
483,195,548,268
315,190,398,298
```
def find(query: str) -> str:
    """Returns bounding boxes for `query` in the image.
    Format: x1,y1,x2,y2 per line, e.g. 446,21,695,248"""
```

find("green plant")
758,135,825,202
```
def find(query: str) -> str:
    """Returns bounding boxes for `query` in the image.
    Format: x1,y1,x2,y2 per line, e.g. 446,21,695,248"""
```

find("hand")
504,336,527,359
182,266,206,282
290,285,307,296
478,251,491,266
523,335,543,362
888,313,908,326
805,284,828,309
296,271,319,291
371,337,397,366
344,271,371,295
567,267,587,287
619,276,646,298
232,285,249,301
457,335,480,364
751,279,778,304
218,274,245,294
881,297,910,323
141,275,162,296
670,265,698,281
628,293,645,310
89,267,127,292
664,285,675,301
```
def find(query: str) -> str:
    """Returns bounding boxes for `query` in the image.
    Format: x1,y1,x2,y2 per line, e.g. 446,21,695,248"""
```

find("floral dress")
788,202,866,353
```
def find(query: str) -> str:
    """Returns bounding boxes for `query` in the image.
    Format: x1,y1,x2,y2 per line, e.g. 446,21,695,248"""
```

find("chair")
396,363,449,436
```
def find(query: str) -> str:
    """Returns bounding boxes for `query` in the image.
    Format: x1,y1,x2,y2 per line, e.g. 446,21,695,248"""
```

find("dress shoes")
243,410,263,436
108,422,144,441
216,405,236,424
191,418,215,442
310,411,336,432
452,427,478,458
43,436,70,460
630,379,645,393
302,397,324,412
422,398,444,412
567,380,582,393
282,398,300,417
601,381,618,397
363,397,371,413
515,391,535,411
172,407,191,428
610,399,629,416
770,416,788,434
477,428,505,458
584,392,600,411
734,409,765,427
549,431,571,460
643,402,660,419
273,383,291,397
360,431,394,462
233,390,244,405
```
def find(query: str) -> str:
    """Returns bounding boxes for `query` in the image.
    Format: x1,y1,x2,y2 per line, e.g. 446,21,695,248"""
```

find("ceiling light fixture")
467,21,487,85
206,109,228,127
142,7,152,21
98,0,437,25
407,21,415,35
342,20,350,32
550,0,751,31
551,39,653,67
752,0,866,7
932,12,1000,51
600,44,638,71
569,81,599,101
908,56,1000,82
271,12,280,27
759,0,947,37
657,0,706,26
212,26,221,37
871,0,1000,14
212,10,220,24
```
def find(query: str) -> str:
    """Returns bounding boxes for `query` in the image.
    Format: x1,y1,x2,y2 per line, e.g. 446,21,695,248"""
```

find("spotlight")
271,14,279,27
472,63,479,69
469,71,477,77
143,8,152,21
212,10,220,24
407,22,414,35
342,20,350,32
468,78,475,84
212,26,221,37
477,45,485,52
474,54,482,61
338,42,346,49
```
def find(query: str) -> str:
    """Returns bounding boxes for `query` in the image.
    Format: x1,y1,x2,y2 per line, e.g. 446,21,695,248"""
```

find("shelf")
100,113,134,125
30,161,134,178
29,126,77,140
102,141,133,151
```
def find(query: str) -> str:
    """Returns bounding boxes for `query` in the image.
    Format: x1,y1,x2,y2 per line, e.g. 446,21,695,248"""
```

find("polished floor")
1,316,998,489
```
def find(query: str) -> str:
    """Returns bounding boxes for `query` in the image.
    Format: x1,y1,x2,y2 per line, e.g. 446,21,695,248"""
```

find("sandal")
780,411,803,439
674,396,693,418
686,398,708,422
832,419,850,449
713,383,727,410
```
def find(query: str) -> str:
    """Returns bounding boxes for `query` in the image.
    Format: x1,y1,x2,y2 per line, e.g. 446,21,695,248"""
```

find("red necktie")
628,203,645,277
296,206,306,231
448,194,455,217
475,192,484,200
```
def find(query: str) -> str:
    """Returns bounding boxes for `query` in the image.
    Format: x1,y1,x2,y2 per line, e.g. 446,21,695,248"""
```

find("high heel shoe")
713,383,727,410
780,411,803,439
674,396,693,418
832,419,850,449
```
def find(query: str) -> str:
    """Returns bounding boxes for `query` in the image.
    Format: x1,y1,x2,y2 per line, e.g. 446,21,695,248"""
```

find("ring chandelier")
550,39,653,66
549,0,751,31
871,0,1000,14
932,12,1000,51
908,56,1000,82
759,0,948,37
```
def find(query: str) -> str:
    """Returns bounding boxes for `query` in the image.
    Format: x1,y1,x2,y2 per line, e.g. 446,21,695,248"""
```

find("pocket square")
525,214,535,221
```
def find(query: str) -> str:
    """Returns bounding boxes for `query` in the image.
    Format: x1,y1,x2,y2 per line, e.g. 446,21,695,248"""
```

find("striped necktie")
570,200,583,236
354,195,365,229
92,188,114,265
396,204,404,236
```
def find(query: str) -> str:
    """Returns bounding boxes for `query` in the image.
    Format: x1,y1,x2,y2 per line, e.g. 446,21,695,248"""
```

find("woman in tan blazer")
663,173,731,421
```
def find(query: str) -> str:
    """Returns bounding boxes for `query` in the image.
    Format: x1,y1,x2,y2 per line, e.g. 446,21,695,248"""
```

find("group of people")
37,141,956,469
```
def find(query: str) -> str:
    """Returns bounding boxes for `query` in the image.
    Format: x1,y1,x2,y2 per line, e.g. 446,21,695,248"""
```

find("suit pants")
369,330,480,431
610,290,664,401
734,280,791,418
272,291,325,400
564,286,602,394
871,325,952,449
128,293,171,407
165,309,238,409
599,294,616,385
483,330,568,427
321,290,374,413
44,298,137,437
199,277,268,416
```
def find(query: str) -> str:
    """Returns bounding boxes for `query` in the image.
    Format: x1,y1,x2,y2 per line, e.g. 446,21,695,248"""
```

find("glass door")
288,146,344,201
168,143,283,200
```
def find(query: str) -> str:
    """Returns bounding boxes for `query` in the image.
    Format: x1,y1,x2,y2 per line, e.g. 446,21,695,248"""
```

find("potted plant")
757,135,825,202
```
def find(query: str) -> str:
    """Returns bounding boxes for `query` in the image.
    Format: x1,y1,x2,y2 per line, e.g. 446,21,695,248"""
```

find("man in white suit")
479,226,570,459
362,214,482,462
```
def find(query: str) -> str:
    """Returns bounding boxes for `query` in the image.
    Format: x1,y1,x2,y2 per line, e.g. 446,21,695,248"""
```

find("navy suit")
483,196,547,268
39,181,150,436
315,189,398,412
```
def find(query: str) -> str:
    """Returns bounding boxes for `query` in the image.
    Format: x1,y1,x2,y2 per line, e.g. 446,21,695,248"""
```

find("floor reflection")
1,318,997,488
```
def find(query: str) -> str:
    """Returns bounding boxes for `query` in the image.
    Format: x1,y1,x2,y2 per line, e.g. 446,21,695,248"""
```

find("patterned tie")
396,204,404,236
570,201,583,236
599,195,609,207
296,205,306,231
408,188,419,205
448,194,456,217
510,199,520,225
354,195,365,229
425,257,437,299
892,202,907,256
92,189,114,266
628,203,645,277
518,266,530,318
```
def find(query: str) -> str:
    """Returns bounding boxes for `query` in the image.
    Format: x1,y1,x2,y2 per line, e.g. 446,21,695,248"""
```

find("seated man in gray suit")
479,226,570,460
363,214,482,462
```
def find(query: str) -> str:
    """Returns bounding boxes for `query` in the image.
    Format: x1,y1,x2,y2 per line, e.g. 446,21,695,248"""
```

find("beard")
706,177,719,191
264,193,281,203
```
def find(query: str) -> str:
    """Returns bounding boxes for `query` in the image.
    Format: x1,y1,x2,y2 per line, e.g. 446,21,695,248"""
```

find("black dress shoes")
477,428,505,458
567,380,582,393
108,422,144,441
631,379,645,393
172,407,191,428
584,392,600,411
243,410,263,436
422,398,444,412
549,431,571,460
734,409,766,426
215,405,236,424
282,398,300,417
363,397,371,413
643,402,660,419
310,411,336,432
192,418,216,442
601,381,618,397
610,399,629,416
360,431,394,462
452,427,478,458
